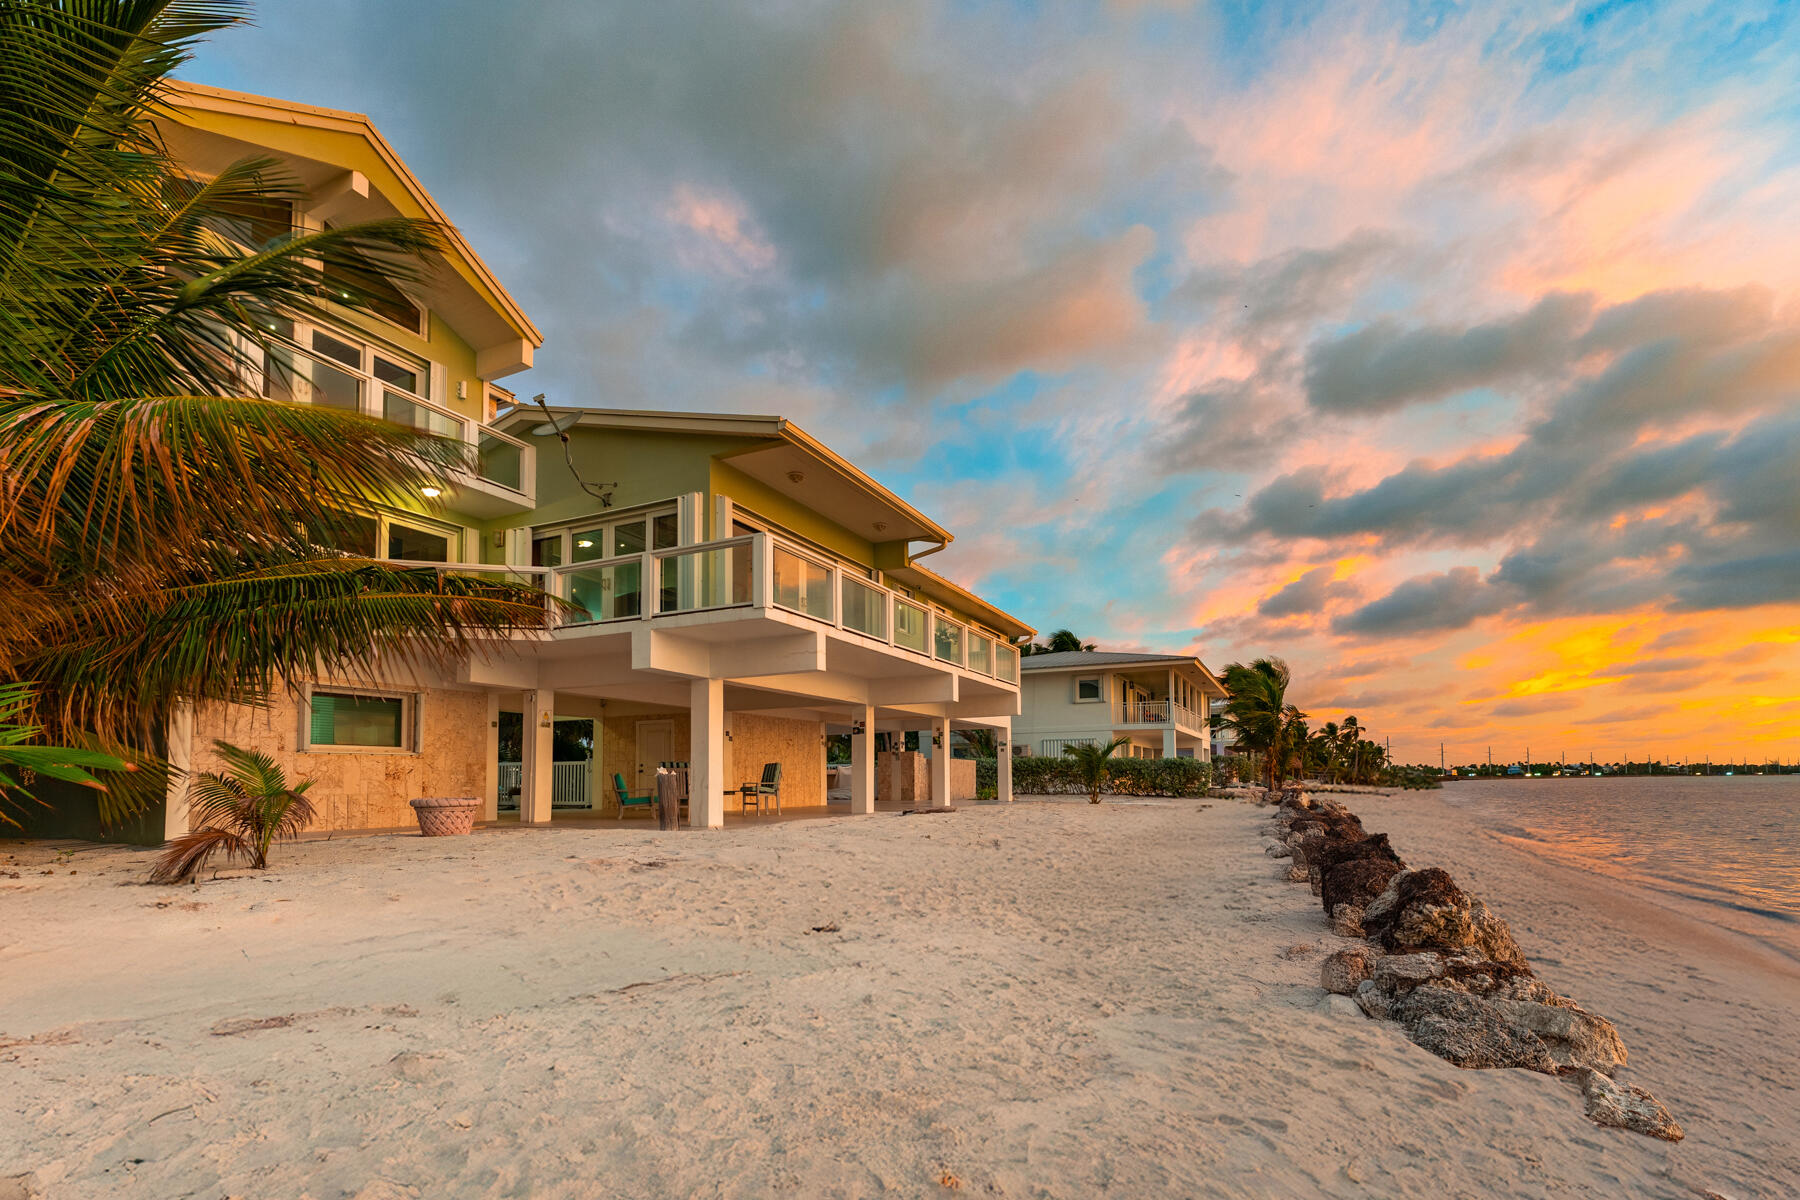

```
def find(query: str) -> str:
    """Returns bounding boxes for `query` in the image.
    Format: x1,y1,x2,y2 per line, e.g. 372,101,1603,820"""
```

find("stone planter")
409,796,481,837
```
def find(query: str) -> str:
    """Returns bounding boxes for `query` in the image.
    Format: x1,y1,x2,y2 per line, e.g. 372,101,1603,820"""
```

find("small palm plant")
1063,737,1130,804
150,741,316,883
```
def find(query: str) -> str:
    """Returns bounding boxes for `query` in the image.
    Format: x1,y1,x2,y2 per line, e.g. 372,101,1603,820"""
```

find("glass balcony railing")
968,633,992,675
772,544,834,620
893,597,929,653
383,389,464,439
544,529,1019,689
656,540,752,614
477,431,525,491
933,619,964,666
841,576,887,639
565,557,642,622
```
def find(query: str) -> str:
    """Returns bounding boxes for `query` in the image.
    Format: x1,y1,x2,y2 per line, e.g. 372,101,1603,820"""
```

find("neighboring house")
1209,697,1239,760
1015,652,1227,761
154,84,1033,840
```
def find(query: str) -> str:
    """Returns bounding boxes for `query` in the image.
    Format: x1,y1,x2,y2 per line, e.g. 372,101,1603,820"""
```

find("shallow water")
1440,777,1800,937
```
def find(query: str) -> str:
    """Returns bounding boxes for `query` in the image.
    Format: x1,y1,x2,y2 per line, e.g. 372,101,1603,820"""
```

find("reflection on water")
1443,777,1800,925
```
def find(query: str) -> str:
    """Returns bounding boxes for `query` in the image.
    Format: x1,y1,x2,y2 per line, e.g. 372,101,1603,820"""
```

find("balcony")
262,332,534,517
548,531,1020,686
1120,699,1206,734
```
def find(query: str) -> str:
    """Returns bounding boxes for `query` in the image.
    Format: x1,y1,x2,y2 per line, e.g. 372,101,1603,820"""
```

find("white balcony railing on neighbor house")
1122,699,1206,732
549,531,1020,685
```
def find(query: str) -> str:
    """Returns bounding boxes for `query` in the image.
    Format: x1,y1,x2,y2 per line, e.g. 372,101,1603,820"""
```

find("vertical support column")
482,692,501,821
1163,726,1178,760
690,677,725,829
930,717,951,809
850,705,876,815
521,688,555,825
163,701,195,841
997,719,1014,803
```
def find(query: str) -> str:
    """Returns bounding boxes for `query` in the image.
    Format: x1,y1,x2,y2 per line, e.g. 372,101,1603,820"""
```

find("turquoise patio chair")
612,772,656,819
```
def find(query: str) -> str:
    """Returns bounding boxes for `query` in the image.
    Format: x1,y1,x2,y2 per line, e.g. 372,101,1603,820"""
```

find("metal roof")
1020,650,1228,697
1020,650,1199,669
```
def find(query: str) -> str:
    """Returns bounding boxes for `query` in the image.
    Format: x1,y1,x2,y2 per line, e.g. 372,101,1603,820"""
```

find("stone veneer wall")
192,685,487,833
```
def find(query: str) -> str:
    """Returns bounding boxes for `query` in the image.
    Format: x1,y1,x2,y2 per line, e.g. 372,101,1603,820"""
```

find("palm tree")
1062,736,1129,803
1217,658,1305,790
0,1,557,823
149,741,315,883
1021,628,1097,656
0,683,126,806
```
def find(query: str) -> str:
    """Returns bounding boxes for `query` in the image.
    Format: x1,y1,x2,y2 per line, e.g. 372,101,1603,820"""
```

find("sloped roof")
1020,650,1227,696
1020,650,1193,669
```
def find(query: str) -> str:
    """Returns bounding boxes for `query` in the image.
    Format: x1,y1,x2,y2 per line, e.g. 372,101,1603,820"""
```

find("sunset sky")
188,1,1800,765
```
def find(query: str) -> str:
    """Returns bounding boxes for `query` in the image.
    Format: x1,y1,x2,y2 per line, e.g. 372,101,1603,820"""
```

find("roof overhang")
158,81,542,376
885,562,1035,641
1022,656,1227,698
497,406,955,546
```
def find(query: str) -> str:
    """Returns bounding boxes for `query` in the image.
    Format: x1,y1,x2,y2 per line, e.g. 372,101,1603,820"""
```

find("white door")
634,720,675,792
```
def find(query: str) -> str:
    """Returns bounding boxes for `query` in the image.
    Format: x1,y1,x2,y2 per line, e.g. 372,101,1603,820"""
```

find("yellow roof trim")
897,561,1036,641
163,80,543,348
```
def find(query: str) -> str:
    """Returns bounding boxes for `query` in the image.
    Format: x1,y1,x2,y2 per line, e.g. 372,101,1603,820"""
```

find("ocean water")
1439,777,1800,934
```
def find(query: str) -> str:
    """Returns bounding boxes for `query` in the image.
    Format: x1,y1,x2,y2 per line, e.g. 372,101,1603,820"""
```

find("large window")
305,689,412,751
387,522,451,563
259,318,455,439
321,227,427,334
305,509,457,563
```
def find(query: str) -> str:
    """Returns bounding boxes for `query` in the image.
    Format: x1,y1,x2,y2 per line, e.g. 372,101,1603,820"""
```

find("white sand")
2,796,1793,1198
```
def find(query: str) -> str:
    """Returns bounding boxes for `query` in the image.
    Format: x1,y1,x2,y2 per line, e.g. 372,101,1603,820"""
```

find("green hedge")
975,756,1213,797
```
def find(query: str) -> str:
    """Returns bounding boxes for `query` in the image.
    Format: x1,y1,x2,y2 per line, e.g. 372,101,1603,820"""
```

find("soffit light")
420,486,442,498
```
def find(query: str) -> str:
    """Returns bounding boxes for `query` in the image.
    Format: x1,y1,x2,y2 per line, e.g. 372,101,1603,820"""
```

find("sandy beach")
3,796,1795,1199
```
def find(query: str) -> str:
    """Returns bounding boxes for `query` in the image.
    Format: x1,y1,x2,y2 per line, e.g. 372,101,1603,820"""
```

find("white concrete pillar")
521,688,555,825
162,701,195,841
1163,726,1178,760
850,705,876,815
930,717,952,808
997,719,1014,803
690,678,725,829
482,692,501,821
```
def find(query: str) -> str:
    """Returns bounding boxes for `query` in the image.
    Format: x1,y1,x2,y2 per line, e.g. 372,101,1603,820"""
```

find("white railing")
1121,699,1206,731
1124,700,1170,724
547,530,1021,685
497,761,591,810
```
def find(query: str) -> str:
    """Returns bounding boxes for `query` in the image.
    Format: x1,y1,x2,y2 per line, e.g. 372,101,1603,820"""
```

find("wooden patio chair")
737,762,782,814
612,772,656,819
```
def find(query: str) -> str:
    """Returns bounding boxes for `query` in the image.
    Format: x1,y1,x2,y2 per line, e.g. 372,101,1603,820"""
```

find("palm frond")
148,824,242,883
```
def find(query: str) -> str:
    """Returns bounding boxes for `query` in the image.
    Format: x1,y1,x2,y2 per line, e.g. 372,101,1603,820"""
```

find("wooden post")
656,771,681,831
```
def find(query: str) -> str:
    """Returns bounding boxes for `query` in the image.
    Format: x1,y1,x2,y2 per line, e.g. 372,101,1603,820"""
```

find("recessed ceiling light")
421,485,442,498
577,539,593,549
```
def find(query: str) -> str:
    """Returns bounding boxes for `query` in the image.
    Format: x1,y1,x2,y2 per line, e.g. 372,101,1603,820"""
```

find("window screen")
309,692,405,748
